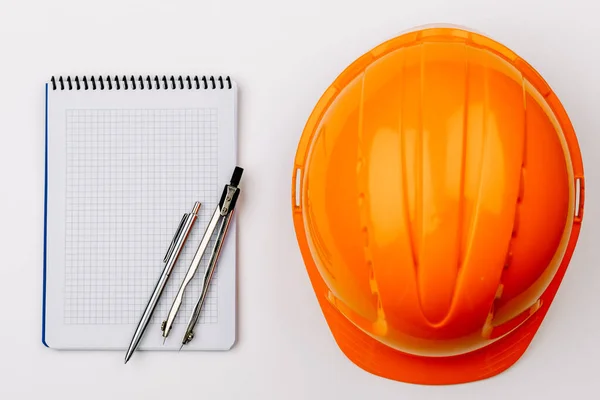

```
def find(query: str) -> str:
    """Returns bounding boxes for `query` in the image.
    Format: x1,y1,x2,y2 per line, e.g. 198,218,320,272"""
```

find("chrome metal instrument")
124,201,201,363
161,167,243,347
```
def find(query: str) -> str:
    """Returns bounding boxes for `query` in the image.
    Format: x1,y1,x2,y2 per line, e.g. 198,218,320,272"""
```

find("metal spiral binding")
50,75,232,90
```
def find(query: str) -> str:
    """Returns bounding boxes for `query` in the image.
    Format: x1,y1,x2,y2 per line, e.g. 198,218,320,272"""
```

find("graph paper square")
64,108,220,325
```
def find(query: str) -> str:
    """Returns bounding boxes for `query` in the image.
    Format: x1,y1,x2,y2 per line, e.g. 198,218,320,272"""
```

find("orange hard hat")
291,26,585,385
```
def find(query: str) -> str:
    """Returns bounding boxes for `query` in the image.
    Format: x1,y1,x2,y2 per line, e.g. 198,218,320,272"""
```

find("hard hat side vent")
294,168,302,208
574,177,583,221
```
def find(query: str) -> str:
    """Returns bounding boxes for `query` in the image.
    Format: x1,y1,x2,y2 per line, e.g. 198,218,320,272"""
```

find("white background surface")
1,0,599,399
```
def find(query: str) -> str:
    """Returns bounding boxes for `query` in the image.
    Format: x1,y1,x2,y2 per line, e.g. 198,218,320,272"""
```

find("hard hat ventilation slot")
517,170,525,203
575,177,583,219
511,208,520,238
503,252,513,269
294,168,302,208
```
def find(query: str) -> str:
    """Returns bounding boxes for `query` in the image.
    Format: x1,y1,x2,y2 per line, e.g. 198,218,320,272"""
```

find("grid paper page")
64,109,218,326
44,81,237,350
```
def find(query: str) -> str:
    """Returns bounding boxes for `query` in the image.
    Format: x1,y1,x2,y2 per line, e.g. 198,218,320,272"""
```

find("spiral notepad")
43,75,238,350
